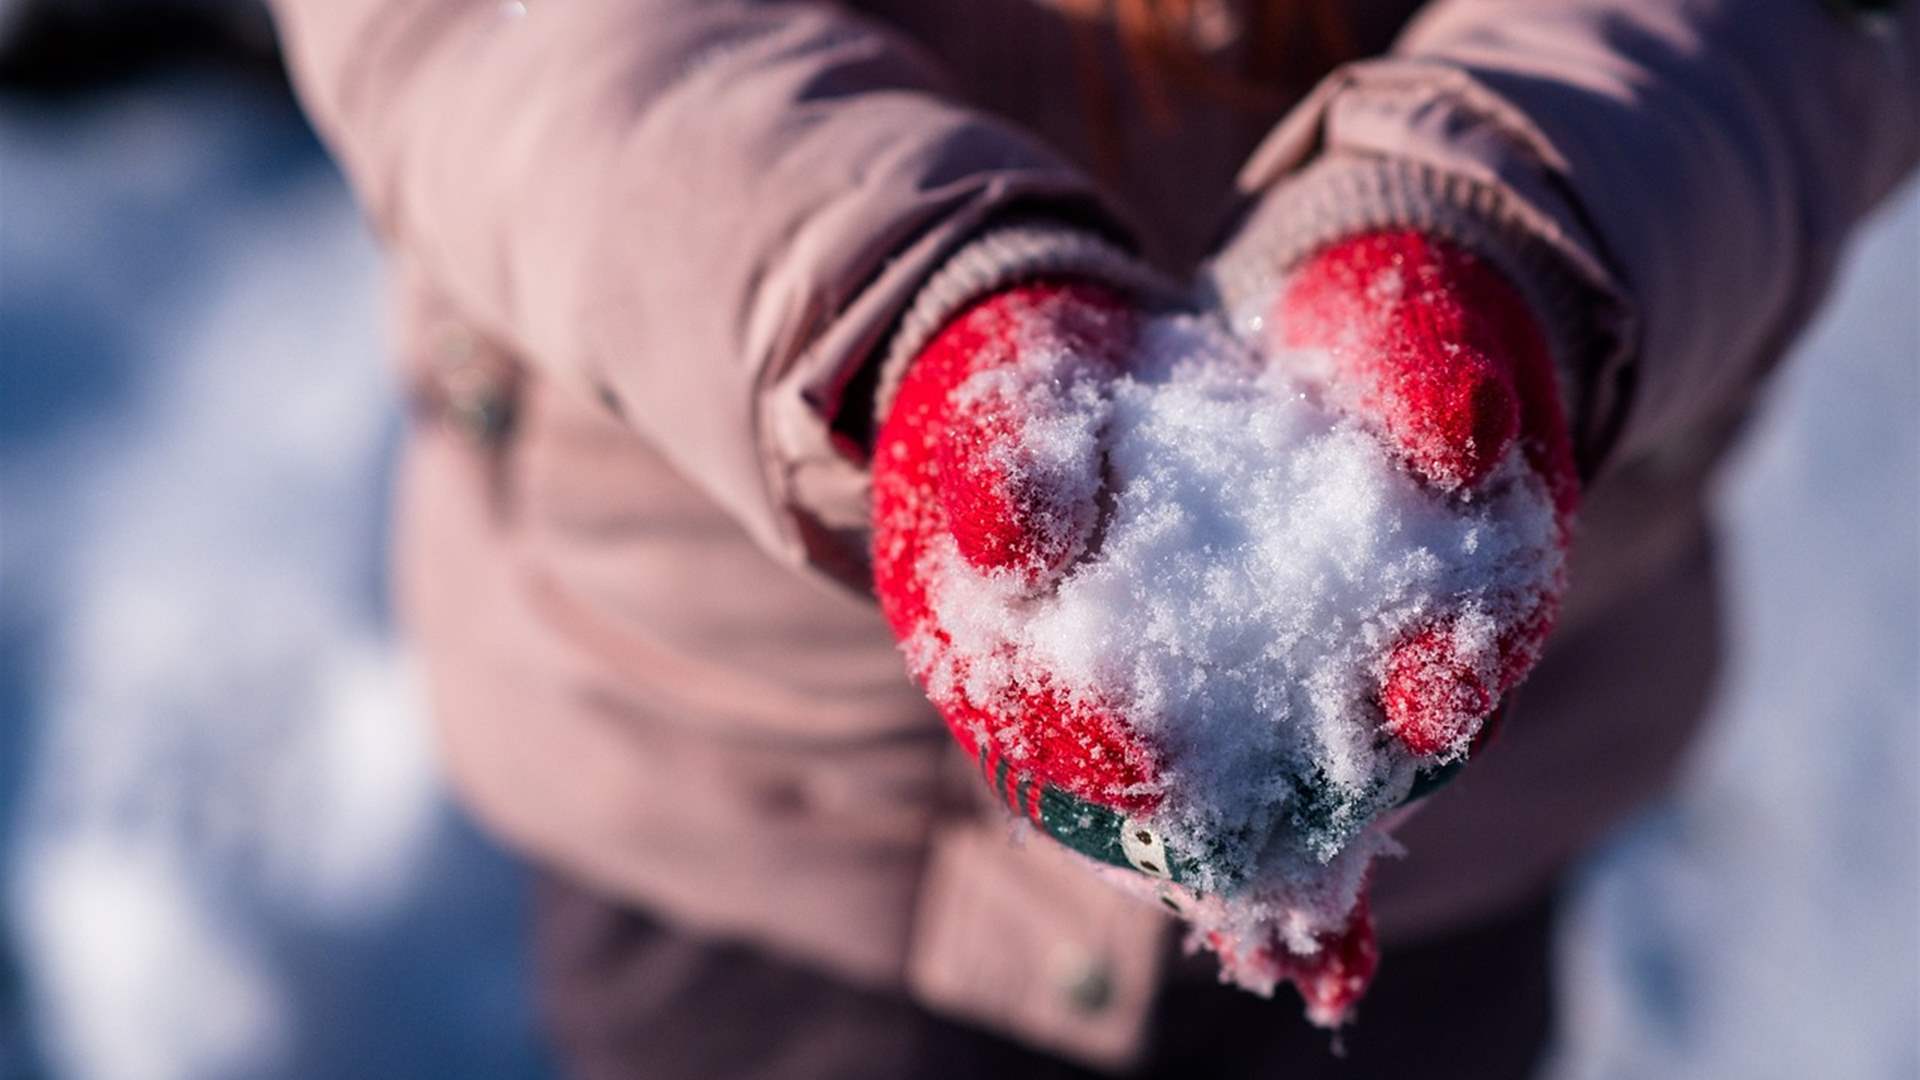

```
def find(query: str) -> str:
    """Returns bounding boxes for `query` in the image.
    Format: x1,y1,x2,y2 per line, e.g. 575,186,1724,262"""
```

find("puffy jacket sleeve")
266,0,1138,586
1215,0,1920,473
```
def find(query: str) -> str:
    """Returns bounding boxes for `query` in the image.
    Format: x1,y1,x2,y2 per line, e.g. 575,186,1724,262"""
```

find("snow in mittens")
908,313,1564,988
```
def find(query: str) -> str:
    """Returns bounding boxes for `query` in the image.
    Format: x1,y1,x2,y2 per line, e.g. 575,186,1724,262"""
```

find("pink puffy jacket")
269,0,1918,1067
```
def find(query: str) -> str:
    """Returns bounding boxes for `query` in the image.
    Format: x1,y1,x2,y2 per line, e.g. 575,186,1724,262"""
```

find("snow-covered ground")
1,75,1913,1079
1545,173,1920,1080
1,81,546,1079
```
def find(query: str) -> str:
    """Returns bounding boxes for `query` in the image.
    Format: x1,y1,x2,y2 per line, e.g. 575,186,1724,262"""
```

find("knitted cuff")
873,223,1183,423
1207,155,1632,467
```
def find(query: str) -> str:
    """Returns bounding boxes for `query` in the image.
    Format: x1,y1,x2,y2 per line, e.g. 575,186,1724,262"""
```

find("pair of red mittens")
870,229,1578,1024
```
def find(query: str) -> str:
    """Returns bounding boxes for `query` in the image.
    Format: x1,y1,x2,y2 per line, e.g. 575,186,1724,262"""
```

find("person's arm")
1213,0,1920,472
266,0,1154,585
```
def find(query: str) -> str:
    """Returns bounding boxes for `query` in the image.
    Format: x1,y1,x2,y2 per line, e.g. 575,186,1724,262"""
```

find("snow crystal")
916,313,1563,975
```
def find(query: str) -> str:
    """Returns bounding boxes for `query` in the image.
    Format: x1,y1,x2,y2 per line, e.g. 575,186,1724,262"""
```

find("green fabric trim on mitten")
971,743,1468,890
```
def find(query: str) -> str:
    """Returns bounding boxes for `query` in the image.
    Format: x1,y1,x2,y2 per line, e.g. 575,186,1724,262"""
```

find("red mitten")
1272,229,1579,759
872,282,1163,814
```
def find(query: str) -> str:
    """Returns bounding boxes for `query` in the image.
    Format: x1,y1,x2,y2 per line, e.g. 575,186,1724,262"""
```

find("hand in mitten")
1167,226,1580,1018
873,280,1161,813
1265,229,1579,759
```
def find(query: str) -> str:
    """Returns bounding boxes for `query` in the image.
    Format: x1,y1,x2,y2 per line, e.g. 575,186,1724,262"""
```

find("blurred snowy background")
0,10,1914,1079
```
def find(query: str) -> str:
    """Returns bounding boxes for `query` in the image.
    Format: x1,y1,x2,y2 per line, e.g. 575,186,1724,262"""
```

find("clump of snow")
916,313,1563,977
